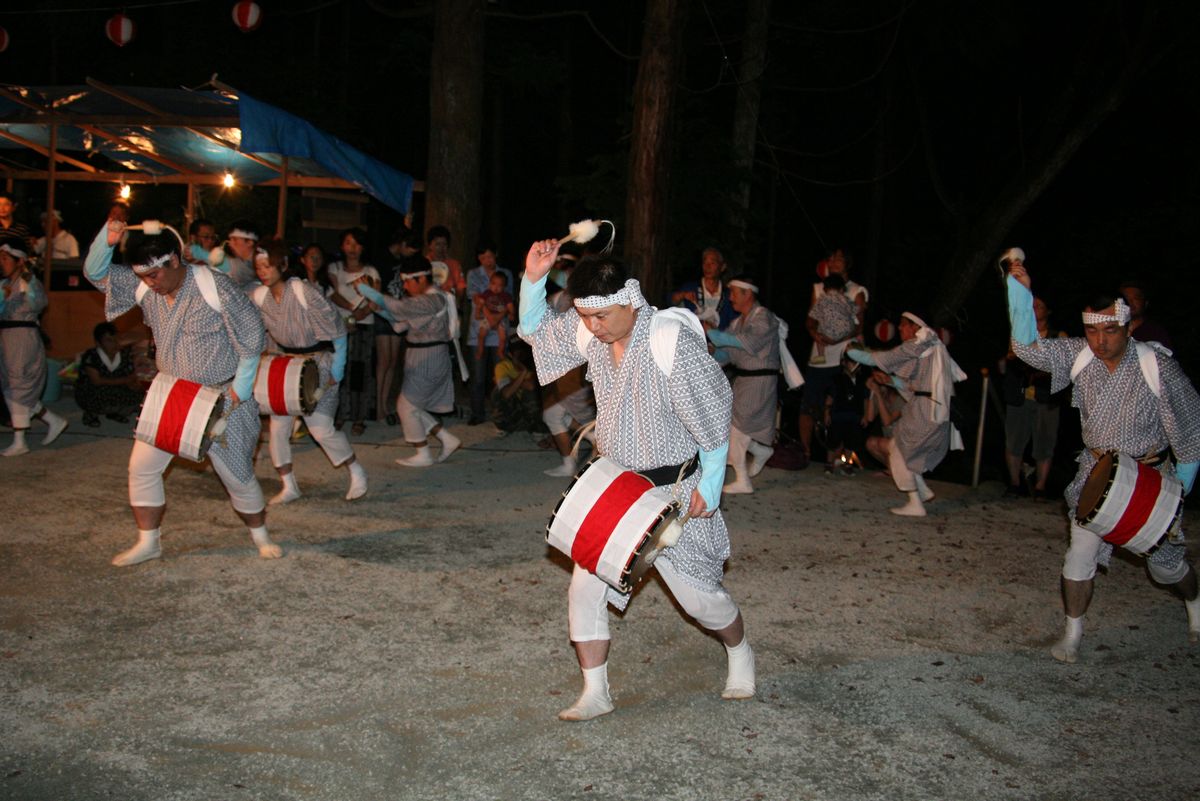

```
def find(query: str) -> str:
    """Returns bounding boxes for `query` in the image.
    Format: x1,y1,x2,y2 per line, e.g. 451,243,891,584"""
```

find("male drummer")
1006,257,1200,661
519,237,755,721
84,220,282,566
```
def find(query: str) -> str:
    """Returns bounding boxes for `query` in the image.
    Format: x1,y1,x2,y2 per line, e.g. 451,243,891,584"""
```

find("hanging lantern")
231,1,263,33
874,319,895,343
938,327,954,346
815,258,829,279
0,26,10,54
105,14,135,47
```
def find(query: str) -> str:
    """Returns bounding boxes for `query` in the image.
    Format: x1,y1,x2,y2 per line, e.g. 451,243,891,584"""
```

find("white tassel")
559,219,615,253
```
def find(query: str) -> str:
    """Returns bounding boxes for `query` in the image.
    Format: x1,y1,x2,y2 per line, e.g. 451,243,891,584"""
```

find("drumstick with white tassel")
557,219,616,254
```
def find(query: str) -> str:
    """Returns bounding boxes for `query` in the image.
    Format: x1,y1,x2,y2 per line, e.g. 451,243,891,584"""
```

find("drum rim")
1076,450,1118,526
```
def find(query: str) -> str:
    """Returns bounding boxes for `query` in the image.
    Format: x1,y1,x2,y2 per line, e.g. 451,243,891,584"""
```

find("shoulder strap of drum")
191,265,223,313
574,318,594,360
650,308,703,377
289,278,309,309
1136,341,1162,398
251,284,269,308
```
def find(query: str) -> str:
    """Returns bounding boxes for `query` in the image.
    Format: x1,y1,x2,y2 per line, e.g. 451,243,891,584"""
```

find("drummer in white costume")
1006,256,1200,661
356,256,461,467
705,276,788,494
84,221,282,566
847,311,966,516
519,238,755,721
1,238,69,456
250,242,368,504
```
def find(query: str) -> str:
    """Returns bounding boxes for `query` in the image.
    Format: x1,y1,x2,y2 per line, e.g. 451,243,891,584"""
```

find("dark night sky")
2,0,1198,375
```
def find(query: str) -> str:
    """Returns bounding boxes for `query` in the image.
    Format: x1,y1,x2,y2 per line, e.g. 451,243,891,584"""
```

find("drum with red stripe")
253,355,319,417
134,374,225,462
547,457,682,593
1076,451,1184,554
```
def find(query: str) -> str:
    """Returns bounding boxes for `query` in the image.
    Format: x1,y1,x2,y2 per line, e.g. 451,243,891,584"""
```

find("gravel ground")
2,400,1198,801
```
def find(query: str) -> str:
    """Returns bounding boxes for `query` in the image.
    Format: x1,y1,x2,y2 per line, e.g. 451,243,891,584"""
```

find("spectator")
474,270,514,360
490,341,544,434
466,240,513,425
299,243,331,293
34,210,79,260
1001,295,1065,499
425,225,466,300
0,192,34,251
823,353,869,475
74,322,144,427
863,374,905,468
1119,280,1173,351
187,218,218,264
669,246,735,330
326,227,380,435
807,273,858,365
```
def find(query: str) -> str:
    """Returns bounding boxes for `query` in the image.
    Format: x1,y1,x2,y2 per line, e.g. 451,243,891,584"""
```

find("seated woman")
75,322,144,427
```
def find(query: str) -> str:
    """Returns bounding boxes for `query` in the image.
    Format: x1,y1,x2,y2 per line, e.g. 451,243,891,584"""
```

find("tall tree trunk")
729,0,771,257
624,0,687,306
426,0,485,269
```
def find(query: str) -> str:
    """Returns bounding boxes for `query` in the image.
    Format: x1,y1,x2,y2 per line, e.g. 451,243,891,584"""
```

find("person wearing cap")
1006,258,1200,662
83,218,282,567
705,276,793,494
357,255,462,467
519,238,755,721
34,210,79,260
847,310,966,516
1,237,69,456
250,241,368,505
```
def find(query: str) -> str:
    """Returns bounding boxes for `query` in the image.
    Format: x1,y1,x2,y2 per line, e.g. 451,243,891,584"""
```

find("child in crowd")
808,273,859,365
474,270,514,359
823,352,869,475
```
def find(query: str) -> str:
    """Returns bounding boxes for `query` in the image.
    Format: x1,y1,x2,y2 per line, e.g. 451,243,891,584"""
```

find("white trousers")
567,556,740,642
1063,521,1188,584
268,412,354,469
888,442,917,493
397,394,438,444
128,439,265,514
543,401,578,436
6,400,41,429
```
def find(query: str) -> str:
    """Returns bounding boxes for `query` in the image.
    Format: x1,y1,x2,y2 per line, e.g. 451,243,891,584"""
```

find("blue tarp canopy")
0,79,415,213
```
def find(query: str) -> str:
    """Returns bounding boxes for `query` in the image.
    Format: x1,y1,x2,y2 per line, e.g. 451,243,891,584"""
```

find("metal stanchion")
972,368,989,488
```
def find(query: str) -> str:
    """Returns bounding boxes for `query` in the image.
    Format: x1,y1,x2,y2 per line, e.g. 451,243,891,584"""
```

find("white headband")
229,228,259,241
573,278,646,310
132,252,174,274
1082,298,1131,325
901,311,931,330
399,269,431,281
998,247,1025,267
254,248,270,263
728,279,758,293
0,242,28,259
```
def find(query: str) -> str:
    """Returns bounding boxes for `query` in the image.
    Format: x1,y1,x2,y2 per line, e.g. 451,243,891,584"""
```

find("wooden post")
186,183,197,233
43,124,58,287
276,156,289,239
972,368,990,488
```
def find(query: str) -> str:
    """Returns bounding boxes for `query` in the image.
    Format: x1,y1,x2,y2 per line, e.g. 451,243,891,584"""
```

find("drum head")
299,359,320,415
625,502,681,590
1076,451,1115,524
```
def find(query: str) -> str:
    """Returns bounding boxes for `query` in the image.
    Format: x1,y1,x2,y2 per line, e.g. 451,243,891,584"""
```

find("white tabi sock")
112,528,162,567
435,429,461,462
397,445,435,467
2,430,29,457
269,473,301,506
558,663,614,721
724,428,754,494
890,491,927,517
722,638,756,700
345,461,368,501
747,440,774,478
545,455,577,478
250,525,283,559
1185,597,1200,644
1051,615,1084,663
40,409,69,445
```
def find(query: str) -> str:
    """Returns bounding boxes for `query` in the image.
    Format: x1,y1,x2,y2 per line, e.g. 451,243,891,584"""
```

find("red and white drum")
135,373,225,462
1076,451,1184,554
547,457,681,594
254,355,319,417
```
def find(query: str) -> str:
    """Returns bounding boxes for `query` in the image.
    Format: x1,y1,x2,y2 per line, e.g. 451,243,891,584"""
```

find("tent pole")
276,156,289,239
186,183,197,233
43,124,58,287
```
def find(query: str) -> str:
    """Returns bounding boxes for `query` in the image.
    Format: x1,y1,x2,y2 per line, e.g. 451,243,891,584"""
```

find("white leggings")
567,556,740,642
1063,521,1189,584
888,442,917,493
268,412,354,469
6,400,41,430
397,394,438,444
543,402,576,436
129,439,265,514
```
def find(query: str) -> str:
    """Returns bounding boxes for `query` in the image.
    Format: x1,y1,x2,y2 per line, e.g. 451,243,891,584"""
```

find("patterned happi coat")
254,278,345,419
85,242,265,483
726,302,781,443
0,272,48,416
872,336,953,473
1012,336,1200,514
522,298,734,602
376,288,456,414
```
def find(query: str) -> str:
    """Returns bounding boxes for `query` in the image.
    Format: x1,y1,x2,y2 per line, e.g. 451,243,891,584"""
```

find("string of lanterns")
0,3,264,52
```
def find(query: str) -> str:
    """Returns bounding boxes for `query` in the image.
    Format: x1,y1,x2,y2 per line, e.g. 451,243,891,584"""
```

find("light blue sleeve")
706,329,744,349
1177,461,1198,495
711,348,731,365
697,443,728,511
846,347,876,366
331,334,348,383
518,274,549,335
1006,275,1037,346
83,226,114,282
354,283,396,323
233,355,258,402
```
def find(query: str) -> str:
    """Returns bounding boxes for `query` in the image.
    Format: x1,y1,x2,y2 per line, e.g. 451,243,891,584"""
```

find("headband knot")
1081,297,1131,326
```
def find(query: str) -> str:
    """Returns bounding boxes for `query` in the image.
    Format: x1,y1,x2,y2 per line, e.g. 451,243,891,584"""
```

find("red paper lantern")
0,26,10,54
105,14,135,47
938,327,953,345
874,319,896,343
815,258,829,279
232,1,263,33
